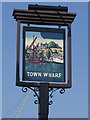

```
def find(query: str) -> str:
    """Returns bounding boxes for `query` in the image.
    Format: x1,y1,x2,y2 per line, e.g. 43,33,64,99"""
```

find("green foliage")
46,49,51,59
48,41,57,48
54,49,58,54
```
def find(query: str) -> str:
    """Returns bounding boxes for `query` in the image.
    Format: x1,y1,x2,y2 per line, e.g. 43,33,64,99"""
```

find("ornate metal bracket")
30,87,40,104
49,88,65,105
22,87,65,105
22,87,40,104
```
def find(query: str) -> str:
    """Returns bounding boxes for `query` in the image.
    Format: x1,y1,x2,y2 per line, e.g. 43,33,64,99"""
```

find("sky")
1,2,88,119
0,1,2,119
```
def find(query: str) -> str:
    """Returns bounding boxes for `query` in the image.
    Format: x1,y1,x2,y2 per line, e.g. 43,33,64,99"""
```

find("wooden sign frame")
16,21,72,88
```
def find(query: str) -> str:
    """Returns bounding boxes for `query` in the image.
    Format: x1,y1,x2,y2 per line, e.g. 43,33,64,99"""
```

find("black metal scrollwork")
59,88,65,94
49,88,65,105
29,87,40,104
34,100,39,104
49,88,59,105
22,87,65,105
49,100,53,105
22,87,28,92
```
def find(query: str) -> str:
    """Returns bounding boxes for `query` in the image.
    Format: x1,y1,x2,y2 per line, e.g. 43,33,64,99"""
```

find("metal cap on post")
28,4,68,12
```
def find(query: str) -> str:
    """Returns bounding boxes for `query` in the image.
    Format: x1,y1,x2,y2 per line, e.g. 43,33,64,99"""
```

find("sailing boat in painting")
25,36,64,64
25,36,46,62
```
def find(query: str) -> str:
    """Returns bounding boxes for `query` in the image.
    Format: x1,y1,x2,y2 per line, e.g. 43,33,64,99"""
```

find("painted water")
24,60,65,82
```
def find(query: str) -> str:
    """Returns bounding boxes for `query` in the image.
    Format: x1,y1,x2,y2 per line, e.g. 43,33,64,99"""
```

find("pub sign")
23,27,65,83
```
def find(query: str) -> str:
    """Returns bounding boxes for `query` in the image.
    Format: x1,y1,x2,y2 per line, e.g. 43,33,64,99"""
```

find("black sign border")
22,26,65,83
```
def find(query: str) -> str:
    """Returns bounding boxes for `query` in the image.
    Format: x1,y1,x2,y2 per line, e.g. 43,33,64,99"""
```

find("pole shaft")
38,83,49,120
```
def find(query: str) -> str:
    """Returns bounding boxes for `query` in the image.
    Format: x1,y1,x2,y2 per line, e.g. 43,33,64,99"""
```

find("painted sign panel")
23,27,65,83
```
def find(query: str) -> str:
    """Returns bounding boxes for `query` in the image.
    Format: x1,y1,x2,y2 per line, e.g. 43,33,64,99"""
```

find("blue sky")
2,2,88,118
0,1,2,119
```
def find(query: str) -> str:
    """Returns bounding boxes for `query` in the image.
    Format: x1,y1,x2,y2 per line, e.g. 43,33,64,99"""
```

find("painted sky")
26,31,64,48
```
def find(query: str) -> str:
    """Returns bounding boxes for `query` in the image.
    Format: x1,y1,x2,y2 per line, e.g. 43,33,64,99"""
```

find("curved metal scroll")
29,87,40,104
22,87,28,92
49,88,65,105
22,87,40,104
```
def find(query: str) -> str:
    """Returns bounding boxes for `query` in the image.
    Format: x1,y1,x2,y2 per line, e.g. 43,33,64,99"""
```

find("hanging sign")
23,27,65,83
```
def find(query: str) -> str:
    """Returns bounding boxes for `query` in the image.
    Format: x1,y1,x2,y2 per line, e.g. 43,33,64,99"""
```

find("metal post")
68,24,72,87
38,83,49,120
16,21,20,84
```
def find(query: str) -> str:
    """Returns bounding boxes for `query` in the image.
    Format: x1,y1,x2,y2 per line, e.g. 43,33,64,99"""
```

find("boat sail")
25,36,63,63
28,36,46,62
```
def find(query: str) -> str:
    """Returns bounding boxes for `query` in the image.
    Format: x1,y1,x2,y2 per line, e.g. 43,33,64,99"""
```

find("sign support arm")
16,21,20,85
68,24,72,87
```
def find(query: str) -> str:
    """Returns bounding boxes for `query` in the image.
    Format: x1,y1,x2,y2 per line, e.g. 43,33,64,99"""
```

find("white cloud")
26,37,64,48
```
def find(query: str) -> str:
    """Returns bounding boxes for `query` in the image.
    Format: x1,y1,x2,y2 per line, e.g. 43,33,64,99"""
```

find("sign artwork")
23,27,65,83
